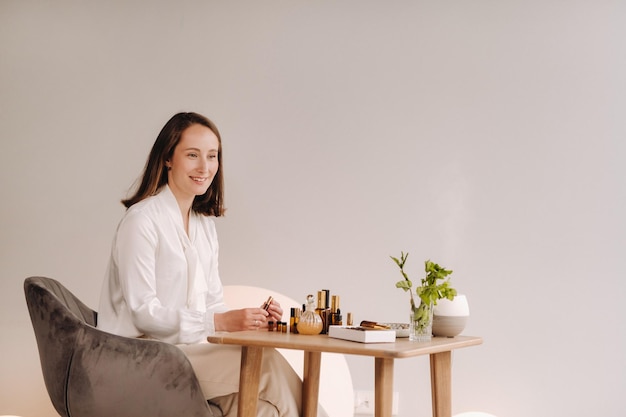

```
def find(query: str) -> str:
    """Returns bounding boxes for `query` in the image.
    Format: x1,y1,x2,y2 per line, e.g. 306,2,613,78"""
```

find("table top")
207,331,482,359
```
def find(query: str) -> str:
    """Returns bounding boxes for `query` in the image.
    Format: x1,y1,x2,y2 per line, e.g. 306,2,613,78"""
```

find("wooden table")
207,331,482,417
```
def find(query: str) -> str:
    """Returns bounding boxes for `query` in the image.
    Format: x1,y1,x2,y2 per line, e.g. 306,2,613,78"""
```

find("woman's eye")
188,153,198,158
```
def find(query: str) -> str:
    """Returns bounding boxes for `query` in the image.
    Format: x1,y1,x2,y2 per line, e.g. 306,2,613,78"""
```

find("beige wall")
1,1,624,416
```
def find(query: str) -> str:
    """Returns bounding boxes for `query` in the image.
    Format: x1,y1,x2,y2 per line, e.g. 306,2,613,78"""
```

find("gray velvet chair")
24,276,223,417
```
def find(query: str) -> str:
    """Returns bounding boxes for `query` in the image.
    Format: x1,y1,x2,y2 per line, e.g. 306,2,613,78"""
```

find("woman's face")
166,123,220,208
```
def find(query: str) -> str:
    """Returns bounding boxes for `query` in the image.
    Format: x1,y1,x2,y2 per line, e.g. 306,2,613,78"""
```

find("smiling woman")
95,112,328,417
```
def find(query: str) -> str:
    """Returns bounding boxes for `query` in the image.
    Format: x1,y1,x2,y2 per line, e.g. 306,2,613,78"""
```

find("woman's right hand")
214,308,269,332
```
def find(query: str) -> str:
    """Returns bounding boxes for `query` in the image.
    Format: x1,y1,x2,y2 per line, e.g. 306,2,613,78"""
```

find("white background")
1,1,624,416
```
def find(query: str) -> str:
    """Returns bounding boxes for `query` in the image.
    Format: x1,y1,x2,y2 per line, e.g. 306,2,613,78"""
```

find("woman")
98,112,318,417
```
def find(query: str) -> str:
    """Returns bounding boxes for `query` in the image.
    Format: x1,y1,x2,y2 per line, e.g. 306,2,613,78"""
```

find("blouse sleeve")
201,216,228,336
114,210,208,344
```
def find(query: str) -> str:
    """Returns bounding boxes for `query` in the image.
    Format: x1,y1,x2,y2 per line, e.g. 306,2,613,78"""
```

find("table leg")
430,351,452,417
302,351,322,417
374,357,394,417
238,346,263,417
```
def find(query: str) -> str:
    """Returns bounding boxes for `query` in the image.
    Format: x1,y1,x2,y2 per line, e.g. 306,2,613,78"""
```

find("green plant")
391,252,457,332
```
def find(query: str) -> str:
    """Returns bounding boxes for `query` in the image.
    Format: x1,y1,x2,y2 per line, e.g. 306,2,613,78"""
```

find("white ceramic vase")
432,294,469,337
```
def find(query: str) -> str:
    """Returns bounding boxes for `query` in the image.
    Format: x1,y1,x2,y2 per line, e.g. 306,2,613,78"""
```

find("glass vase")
409,301,434,342
297,294,323,335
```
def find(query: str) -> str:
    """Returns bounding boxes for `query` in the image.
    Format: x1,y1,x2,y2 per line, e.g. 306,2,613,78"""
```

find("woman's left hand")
263,299,283,322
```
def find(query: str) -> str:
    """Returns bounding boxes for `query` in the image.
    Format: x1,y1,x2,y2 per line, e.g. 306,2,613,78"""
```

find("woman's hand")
214,308,269,332
264,299,283,322
213,299,284,332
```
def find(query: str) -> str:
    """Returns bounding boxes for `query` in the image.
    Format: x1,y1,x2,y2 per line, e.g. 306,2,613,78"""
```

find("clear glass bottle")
297,294,323,335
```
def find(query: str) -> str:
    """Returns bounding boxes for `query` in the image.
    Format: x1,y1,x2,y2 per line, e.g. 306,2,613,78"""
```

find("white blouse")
98,185,227,344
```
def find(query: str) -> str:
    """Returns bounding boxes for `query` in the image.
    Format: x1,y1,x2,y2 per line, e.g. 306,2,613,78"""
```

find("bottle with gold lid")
330,295,342,326
297,294,323,335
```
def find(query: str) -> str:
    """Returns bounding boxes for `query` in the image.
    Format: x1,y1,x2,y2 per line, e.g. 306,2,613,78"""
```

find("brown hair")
122,112,225,216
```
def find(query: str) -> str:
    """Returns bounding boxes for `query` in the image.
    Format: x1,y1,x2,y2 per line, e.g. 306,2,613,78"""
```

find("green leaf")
395,280,412,291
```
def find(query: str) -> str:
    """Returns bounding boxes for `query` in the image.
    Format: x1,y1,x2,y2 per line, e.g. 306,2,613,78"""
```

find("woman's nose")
197,158,209,172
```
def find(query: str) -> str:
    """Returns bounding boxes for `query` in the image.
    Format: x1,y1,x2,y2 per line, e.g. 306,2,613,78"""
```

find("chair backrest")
24,276,217,417
24,276,94,417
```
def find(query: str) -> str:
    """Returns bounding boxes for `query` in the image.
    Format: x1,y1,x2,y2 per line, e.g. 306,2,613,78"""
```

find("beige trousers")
179,341,328,417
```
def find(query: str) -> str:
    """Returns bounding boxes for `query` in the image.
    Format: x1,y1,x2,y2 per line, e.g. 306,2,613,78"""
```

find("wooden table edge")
207,333,483,359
